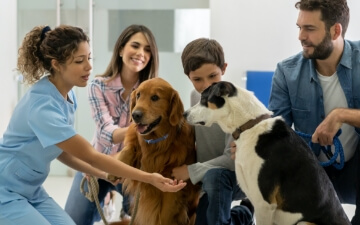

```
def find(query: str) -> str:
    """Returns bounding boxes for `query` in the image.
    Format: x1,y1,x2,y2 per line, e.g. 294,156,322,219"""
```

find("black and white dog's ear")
209,81,237,99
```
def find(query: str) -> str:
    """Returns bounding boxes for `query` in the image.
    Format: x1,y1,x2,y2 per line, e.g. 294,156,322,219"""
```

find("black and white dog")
183,81,350,225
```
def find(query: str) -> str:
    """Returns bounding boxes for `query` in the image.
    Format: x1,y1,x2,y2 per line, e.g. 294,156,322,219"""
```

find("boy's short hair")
181,38,225,76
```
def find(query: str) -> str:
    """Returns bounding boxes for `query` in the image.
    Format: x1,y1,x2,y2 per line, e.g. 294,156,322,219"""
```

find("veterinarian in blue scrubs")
0,25,185,225
172,38,254,225
269,0,360,224
64,24,160,225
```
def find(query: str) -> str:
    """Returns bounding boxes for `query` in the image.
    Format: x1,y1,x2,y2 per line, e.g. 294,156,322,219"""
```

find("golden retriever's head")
130,77,184,135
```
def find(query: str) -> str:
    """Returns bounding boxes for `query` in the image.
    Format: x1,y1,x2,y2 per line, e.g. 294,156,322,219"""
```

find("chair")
246,71,274,107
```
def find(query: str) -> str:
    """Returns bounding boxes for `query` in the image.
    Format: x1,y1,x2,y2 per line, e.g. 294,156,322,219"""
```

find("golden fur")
109,78,200,225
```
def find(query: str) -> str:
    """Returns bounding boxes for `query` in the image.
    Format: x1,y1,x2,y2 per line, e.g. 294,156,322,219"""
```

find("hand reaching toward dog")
171,164,190,181
150,173,187,192
107,172,186,192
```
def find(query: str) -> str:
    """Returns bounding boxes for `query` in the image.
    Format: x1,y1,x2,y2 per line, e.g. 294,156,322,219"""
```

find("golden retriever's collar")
232,114,272,140
143,134,169,144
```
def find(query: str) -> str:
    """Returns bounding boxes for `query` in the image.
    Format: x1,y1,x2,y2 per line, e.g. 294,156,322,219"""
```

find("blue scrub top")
0,76,77,204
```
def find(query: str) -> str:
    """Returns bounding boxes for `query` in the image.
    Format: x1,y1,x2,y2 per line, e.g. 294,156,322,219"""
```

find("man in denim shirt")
269,0,360,224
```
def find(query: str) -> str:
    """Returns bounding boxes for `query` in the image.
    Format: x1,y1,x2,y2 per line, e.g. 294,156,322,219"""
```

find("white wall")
210,0,360,88
0,1,17,137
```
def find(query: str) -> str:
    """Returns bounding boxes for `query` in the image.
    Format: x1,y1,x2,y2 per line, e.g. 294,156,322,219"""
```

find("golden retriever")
108,77,200,225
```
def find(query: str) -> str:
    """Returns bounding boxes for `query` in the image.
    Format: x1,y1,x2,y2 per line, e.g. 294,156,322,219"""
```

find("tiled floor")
44,175,356,224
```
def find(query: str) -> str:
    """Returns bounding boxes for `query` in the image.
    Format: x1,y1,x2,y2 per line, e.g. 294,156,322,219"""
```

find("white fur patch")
235,117,303,225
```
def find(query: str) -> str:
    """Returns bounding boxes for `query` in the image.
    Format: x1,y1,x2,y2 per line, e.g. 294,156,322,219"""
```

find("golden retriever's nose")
132,110,143,123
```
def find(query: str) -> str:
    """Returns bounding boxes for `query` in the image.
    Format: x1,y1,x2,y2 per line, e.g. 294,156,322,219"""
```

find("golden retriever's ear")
130,90,137,112
169,90,184,126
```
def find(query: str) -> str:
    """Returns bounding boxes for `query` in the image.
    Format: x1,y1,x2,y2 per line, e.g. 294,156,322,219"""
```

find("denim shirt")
269,40,360,153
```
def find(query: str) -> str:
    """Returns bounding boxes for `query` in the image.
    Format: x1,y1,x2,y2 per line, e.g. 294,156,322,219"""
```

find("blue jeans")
195,168,253,225
64,172,130,225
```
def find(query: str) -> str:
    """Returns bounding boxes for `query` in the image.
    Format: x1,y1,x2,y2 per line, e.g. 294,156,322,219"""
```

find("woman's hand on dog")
150,173,187,192
230,141,237,160
171,165,190,181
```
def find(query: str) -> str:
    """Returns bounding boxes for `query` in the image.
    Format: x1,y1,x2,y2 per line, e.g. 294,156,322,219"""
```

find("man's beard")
302,31,333,60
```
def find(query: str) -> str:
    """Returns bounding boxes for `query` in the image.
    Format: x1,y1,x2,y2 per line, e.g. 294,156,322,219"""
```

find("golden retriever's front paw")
107,174,121,182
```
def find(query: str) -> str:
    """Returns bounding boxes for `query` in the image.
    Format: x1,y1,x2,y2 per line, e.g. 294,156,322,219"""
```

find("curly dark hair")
295,0,349,37
17,25,89,84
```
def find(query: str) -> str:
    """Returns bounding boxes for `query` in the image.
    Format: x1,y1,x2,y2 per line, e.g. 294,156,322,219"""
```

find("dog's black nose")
183,111,188,119
132,110,143,123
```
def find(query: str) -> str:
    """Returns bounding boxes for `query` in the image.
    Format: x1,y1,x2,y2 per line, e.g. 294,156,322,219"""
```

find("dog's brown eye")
136,93,140,99
151,95,159,101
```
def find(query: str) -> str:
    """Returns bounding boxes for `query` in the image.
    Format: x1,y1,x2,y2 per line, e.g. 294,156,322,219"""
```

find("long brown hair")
98,24,159,83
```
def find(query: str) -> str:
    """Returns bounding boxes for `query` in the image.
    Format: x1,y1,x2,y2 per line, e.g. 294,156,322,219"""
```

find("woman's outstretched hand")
150,173,187,192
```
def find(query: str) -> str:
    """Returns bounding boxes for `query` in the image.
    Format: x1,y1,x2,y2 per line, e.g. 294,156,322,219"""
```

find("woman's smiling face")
120,32,152,73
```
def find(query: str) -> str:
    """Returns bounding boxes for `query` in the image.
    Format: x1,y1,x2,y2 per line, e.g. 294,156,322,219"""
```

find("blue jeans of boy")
195,168,253,225
64,171,130,225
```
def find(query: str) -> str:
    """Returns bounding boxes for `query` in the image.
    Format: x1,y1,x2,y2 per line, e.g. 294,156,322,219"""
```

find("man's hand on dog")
150,173,187,192
171,164,190,181
312,108,342,146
